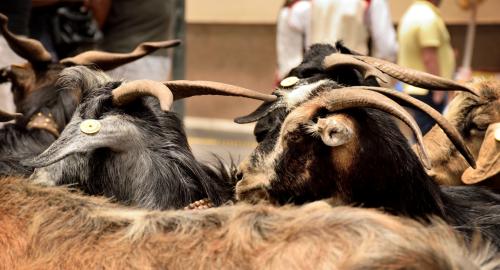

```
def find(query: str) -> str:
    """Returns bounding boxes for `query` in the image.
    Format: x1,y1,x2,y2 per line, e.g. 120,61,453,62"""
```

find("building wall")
186,0,500,24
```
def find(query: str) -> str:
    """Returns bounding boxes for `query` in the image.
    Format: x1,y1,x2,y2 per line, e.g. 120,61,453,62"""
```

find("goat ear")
461,123,500,184
314,115,355,147
23,116,141,168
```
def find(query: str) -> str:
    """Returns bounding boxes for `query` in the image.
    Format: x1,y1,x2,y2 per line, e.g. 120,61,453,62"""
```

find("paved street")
184,117,257,165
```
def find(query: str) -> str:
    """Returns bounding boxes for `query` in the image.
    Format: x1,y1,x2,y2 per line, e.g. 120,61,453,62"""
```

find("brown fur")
424,80,500,187
0,177,498,269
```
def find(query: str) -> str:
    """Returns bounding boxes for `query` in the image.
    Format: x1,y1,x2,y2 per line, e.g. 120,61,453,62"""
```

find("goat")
234,79,500,248
424,80,500,189
0,13,180,176
0,176,498,269
250,43,498,190
23,66,276,209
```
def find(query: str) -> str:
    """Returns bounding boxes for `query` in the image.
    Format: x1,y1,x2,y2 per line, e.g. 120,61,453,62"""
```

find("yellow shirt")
397,0,455,95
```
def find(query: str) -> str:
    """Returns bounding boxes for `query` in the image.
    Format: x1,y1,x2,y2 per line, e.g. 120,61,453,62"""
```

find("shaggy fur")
424,80,500,187
0,177,498,270
25,66,233,209
236,80,500,248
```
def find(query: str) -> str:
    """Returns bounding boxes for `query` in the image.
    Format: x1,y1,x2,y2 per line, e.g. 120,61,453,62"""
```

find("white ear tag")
280,76,299,88
80,119,101,135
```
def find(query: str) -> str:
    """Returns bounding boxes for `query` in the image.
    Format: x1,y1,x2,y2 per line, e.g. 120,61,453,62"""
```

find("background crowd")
0,0,493,140
277,0,471,134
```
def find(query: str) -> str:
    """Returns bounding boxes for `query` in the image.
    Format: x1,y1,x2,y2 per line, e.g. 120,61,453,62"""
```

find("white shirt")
366,0,398,62
276,1,311,79
310,0,397,61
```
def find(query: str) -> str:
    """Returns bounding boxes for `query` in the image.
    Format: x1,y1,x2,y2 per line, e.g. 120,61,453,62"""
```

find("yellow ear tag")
280,76,299,88
495,126,500,142
80,119,101,135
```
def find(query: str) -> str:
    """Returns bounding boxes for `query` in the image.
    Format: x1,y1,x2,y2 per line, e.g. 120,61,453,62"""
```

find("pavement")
184,117,257,165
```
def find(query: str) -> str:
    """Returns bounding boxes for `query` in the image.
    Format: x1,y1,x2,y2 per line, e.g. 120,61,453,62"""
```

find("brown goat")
424,80,500,189
0,176,498,269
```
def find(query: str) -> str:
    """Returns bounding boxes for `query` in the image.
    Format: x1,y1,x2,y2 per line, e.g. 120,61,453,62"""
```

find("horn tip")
234,118,244,124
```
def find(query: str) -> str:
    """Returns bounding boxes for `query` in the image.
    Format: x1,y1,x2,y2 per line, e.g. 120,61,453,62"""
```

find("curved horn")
349,86,476,168
112,80,277,111
0,109,22,122
312,88,431,169
353,55,478,95
0,13,52,63
112,80,173,111
323,53,391,85
322,53,478,96
163,80,277,102
60,40,181,71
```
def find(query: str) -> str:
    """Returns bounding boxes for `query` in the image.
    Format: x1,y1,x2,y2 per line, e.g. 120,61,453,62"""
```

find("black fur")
25,67,234,209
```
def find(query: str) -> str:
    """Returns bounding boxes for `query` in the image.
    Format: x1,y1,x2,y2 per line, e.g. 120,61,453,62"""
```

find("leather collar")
27,112,60,137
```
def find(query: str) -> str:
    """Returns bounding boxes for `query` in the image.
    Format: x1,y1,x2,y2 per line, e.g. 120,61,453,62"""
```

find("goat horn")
112,80,277,111
163,80,277,102
316,88,431,169
323,53,478,96
60,40,181,71
351,86,476,168
0,13,52,64
323,53,391,84
0,109,22,122
354,55,478,95
112,80,173,111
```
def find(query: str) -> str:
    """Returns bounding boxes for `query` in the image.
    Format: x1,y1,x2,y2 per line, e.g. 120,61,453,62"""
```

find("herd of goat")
0,13,499,269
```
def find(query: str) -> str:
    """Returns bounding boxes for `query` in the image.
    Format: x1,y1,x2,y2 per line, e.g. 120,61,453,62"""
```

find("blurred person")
30,0,102,60
310,0,398,62
276,0,311,81
398,0,455,134
87,0,182,114
0,0,31,120
90,0,174,82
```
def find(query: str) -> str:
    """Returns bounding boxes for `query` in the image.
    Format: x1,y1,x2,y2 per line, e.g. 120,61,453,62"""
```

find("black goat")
24,66,275,209
235,79,500,247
